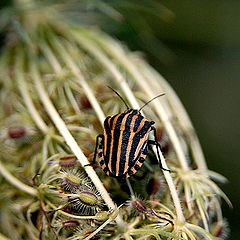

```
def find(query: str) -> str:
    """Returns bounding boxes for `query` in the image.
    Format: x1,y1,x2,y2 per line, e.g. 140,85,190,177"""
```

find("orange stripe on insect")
136,161,143,167
123,115,139,173
131,168,137,174
116,112,132,176
108,114,121,171
140,153,147,158
101,163,106,169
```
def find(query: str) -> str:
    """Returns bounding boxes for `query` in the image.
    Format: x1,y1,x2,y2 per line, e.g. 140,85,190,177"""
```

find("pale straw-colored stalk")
72,32,185,222
15,52,49,134
27,52,123,226
92,34,190,171
47,33,106,124
134,62,207,170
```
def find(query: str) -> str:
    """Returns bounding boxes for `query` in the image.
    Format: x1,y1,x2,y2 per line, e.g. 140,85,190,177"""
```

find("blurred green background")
1,0,239,238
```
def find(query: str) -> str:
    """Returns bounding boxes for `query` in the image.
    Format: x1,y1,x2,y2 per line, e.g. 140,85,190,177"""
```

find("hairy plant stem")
0,160,37,196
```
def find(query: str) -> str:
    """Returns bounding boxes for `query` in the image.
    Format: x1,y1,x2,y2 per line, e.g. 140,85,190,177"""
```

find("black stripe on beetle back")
103,116,111,165
104,114,120,165
98,151,103,158
104,116,111,132
117,112,137,176
111,112,134,175
104,129,111,166
110,113,127,174
133,113,144,132
128,122,151,167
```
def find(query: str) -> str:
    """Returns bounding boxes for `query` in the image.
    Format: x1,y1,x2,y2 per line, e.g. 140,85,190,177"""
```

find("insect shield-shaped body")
91,88,170,179
100,109,153,178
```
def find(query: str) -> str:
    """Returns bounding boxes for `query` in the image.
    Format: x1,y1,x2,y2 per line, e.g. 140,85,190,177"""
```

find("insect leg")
84,134,104,167
149,127,171,172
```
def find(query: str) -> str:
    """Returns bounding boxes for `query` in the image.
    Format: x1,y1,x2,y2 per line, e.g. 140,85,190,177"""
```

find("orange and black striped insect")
91,87,170,178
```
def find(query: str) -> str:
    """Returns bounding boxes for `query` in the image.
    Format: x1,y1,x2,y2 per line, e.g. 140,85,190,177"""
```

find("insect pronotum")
89,87,170,178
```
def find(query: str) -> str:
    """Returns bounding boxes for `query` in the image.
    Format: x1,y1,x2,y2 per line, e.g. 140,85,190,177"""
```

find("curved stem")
73,32,140,109
39,42,82,115
0,233,11,240
0,160,37,196
138,63,207,170
74,31,185,222
47,34,106,124
28,56,123,226
15,50,49,133
79,31,189,172
153,147,185,222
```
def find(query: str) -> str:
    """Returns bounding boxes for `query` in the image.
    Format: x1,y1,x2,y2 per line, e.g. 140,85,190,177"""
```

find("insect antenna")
107,86,130,110
139,93,165,112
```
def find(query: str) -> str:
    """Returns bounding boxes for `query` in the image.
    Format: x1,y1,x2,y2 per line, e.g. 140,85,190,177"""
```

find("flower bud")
8,126,26,139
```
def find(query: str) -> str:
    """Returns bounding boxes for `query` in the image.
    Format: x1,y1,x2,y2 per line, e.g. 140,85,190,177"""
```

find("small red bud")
8,126,26,139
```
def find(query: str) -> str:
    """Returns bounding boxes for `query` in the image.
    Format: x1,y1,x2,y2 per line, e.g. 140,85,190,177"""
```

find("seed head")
61,169,90,192
211,219,229,240
68,188,103,214
147,176,166,198
128,197,148,216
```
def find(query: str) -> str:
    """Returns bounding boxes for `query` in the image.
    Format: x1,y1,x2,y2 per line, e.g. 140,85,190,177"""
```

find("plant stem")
15,50,49,133
88,32,190,171
74,32,185,223
138,63,207,170
47,34,106,124
0,233,11,240
0,160,37,196
73,32,140,109
28,55,123,226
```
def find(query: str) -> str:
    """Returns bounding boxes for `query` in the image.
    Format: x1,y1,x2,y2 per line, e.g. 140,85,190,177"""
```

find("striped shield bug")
90,87,170,178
